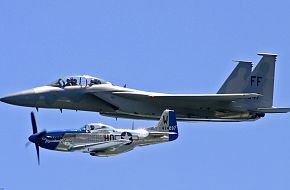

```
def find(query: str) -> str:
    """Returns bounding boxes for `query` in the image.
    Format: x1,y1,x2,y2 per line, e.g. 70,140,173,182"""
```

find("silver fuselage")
31,127,171,157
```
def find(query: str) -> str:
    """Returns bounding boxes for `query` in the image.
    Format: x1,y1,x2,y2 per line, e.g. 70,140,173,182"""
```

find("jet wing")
68,139,130,151
112,92,262,102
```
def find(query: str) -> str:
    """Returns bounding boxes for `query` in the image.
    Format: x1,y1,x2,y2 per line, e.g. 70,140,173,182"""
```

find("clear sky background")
1,0,290,189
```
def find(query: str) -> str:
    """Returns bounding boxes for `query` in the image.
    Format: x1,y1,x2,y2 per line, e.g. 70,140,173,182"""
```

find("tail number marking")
164,125,177,131
251,76,263,87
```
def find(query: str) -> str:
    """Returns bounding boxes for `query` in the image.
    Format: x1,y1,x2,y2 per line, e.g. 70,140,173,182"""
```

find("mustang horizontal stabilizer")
148,131,177,137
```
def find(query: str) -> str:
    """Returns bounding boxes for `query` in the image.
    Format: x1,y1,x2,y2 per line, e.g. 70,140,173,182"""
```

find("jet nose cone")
0,97,6,103
0,89,36,107
0,96,16,104
29,134,37,143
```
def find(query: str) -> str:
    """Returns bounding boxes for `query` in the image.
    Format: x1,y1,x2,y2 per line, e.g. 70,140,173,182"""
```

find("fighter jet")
28,109,178,164
1,53,289,121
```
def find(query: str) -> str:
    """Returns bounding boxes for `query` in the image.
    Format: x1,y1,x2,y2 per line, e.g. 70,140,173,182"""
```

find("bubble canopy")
80,123,115,133
48,75,111,87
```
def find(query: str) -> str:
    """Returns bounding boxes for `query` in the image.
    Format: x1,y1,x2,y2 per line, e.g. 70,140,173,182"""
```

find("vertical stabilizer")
155,109,178,141
244,53,277,108
218,61,252,94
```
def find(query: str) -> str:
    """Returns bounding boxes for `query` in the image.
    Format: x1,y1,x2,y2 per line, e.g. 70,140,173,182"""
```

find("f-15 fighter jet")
28,109,178,164
1,53,289,121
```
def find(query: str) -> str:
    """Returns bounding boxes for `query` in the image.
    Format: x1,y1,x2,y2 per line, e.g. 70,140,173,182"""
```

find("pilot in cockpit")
81,125,91,133
90,79,101,85
56,79,65,87
66,78,72,86
81,124,114,133
72,78,77,85
66,77,78,86
49,76,110,88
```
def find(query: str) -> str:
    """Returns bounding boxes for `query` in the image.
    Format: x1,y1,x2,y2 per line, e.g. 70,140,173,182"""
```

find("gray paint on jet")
1,54,289,121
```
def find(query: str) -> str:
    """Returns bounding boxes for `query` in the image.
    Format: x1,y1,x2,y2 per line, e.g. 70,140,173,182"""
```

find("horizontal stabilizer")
253,107,290,113
148,131,178,136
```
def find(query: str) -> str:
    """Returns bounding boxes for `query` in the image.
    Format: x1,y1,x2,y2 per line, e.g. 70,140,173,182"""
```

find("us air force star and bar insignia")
121,132,133,145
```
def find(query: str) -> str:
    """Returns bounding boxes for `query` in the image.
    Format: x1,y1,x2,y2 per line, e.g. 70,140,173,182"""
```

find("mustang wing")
68,139,130,151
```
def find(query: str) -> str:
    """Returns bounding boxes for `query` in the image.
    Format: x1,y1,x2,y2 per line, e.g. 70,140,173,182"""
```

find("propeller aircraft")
28,109,178,164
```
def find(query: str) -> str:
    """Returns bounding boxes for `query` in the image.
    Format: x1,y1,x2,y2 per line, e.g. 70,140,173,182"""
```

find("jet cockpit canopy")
48,75,111,88
80,123,115,133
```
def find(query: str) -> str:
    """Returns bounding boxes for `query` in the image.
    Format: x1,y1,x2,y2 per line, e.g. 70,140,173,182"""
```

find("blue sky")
1,0,290,189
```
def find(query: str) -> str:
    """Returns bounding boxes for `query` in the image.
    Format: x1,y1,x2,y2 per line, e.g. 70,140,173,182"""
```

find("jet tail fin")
154,109,178,141
244,53,277,108
218,61,252,94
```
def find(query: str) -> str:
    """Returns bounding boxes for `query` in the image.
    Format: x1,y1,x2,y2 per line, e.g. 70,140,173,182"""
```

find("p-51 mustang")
2,53,290,121
28,109,178,164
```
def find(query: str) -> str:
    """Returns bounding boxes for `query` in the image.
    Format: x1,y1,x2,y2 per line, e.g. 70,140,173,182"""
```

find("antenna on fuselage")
132,121,135,130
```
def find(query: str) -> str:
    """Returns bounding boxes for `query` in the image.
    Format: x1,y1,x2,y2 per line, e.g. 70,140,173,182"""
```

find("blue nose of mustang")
28,134,38,143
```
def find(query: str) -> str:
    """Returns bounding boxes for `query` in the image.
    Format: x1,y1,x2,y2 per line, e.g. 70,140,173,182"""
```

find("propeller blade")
25,141,31,147
31,112,37,134
35,144,40,165
29,112,41,165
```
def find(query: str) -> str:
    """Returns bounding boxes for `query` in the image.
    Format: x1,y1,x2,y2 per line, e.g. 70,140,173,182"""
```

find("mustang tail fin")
244,53,277,108
218,61,252,94
155,109,178,141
